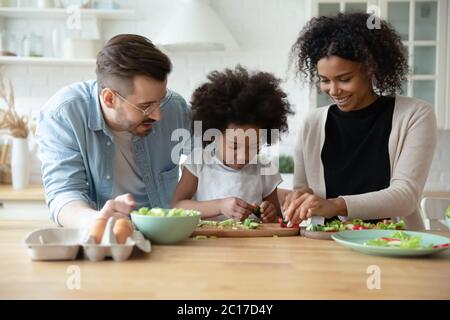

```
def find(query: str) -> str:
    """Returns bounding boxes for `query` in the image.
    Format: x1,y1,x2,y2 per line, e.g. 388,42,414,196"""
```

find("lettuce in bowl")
131,207,201,244
132,207,200,217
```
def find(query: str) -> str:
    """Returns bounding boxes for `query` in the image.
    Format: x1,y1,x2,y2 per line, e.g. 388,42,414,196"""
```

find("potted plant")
0,71,30,189
276,154,294,189
446,205,450,230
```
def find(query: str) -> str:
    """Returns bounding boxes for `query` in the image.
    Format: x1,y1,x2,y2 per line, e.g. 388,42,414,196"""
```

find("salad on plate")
364,231,433,249
306,219,405,232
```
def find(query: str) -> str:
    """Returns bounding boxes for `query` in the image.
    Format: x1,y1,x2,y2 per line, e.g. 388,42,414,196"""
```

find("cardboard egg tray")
24,217,151,262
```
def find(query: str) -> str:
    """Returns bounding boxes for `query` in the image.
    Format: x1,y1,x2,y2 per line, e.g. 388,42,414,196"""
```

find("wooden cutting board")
191,223,300,238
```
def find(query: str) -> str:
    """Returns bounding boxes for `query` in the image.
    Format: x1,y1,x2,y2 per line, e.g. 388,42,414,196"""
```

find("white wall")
1,0,449,192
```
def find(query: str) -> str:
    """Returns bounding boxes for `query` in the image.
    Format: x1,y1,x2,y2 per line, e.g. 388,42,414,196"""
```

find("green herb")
218,219,235,227
198,220,219,227
253,206,262,218
198,218,260,230
243,218,260,229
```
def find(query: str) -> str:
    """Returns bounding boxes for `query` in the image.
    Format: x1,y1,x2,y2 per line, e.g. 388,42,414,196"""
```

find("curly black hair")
191,65,294,143
290,12,409,95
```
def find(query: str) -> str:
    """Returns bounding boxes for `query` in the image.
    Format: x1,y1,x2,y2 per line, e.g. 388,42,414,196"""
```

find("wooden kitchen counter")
0,184,45,201
0,220,449,300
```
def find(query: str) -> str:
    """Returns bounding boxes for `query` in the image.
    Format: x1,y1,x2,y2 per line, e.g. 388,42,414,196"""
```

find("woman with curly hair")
283,12,437,229
171,66,293,222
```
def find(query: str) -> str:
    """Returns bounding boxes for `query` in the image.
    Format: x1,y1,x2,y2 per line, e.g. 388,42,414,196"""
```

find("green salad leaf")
364,231,433,249
398,236,422,249
132,207,200,217
306,219,405,232
391,231,410,240
365,239,390,247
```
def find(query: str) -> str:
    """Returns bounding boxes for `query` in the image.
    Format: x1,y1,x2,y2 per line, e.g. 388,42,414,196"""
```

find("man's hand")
99,193,136,220
219,197,254,221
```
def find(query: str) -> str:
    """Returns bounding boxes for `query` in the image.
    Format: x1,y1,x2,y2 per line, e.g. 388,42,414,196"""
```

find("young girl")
282,12,437,229
171,66,293,222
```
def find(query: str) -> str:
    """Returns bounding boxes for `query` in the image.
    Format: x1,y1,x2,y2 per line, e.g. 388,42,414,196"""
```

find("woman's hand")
219,197,254,221
281,187,314,212
283,193,347,225
259,201,277,223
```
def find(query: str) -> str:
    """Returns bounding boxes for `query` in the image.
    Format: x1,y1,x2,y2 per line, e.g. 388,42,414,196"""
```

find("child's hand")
259,201,277,223
219,197,253,221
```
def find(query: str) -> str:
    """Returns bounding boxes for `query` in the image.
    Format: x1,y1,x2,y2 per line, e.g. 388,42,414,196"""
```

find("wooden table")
1,220,449,300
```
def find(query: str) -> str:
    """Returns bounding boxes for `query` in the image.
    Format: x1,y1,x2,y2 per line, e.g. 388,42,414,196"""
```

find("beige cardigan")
293,95,437,229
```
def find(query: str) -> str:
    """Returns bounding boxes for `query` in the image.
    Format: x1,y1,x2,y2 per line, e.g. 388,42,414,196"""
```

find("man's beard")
115,108,156,137
130,119,156,137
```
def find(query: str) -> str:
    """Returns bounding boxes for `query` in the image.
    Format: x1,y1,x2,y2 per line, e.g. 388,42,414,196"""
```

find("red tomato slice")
380,237,399,242
278,217,299,228
432,243,450,249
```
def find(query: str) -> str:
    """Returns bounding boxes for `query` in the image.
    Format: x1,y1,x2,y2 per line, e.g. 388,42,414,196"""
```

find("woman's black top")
321,96,395,222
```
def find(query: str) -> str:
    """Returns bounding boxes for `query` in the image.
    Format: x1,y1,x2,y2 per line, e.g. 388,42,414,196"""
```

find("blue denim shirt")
36,80,192,225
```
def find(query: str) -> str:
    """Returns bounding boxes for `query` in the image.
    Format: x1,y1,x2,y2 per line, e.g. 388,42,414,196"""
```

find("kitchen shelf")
0,56,95,66
0,7,136,20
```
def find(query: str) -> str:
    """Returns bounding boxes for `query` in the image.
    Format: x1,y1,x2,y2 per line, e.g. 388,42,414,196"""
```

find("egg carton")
24,217,151,262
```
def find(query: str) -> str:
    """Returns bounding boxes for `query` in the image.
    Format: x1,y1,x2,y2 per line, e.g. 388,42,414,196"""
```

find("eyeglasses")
113,90,163,116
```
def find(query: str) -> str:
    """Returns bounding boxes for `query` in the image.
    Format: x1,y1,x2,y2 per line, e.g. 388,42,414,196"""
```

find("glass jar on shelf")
1,32,19,56
20,33,30,57
29,33,44,57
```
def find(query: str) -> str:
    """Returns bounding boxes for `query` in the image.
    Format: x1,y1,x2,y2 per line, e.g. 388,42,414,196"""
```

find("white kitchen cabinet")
310,0,450,129
0,200,50,220
0,185,50,220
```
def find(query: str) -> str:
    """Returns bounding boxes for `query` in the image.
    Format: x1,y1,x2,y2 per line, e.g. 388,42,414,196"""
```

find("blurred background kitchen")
0,0,449,224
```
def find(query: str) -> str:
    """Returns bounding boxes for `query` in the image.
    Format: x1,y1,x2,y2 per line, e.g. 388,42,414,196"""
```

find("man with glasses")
36,34,191,228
